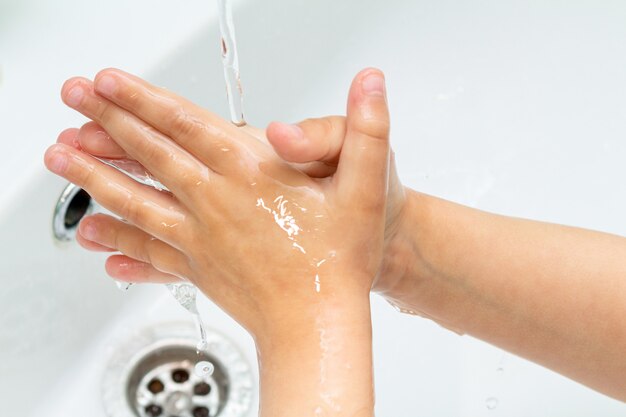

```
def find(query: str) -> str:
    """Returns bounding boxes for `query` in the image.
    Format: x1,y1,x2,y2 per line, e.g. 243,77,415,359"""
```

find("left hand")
44,68,392,338
56,79,408,294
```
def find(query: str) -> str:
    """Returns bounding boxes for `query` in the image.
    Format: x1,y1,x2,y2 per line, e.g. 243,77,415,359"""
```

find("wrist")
375,189,436,298
375,190,482,334
254,297,374,417
254,295,372,355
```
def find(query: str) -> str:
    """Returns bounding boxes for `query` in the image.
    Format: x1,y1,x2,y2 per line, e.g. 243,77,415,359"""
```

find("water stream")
217,0,246,126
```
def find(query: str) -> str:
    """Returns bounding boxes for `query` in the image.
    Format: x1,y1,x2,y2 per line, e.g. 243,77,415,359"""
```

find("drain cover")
131,345,221,417
102,322,254,417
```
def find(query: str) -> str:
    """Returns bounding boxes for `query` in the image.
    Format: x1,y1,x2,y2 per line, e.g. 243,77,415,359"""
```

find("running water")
166,283,209,352
217,0,246,126
111,0,244,374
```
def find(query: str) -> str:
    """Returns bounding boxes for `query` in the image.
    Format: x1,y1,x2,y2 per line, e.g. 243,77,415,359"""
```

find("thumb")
266,116,346,164
334,68,390,206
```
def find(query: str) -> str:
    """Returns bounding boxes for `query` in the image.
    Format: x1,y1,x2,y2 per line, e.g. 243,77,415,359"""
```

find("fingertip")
57,128,81,148
105,255,180,284
61,77,90,108
346,68,390,141
75,226,114,252
349,68,387,101
77,121,126,158
94,67,128,83
77,215,98,241
44,143,70,174
360,69,386,97
266,121,307,162
267,121,304,142
105,254,139,281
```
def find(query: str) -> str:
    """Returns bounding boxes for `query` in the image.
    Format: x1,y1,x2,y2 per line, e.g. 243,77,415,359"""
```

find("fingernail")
94,130,110,142
96,75,117,97
362,71,386,97
47,150,68,174
81,220,97,240
286,123,304,139
66,86,84,107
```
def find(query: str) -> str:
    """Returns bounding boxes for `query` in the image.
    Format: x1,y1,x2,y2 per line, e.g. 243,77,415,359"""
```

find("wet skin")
46,68,393,416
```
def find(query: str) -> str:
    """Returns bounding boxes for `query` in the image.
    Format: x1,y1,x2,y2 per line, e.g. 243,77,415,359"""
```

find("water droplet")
387,300,419,315
486,397,499,410
115,281,132,291
195,361,215,378
197,340,208,353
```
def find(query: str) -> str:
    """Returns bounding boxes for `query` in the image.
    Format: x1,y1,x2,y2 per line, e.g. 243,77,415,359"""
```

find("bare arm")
256,298,374,417
379,190,626,401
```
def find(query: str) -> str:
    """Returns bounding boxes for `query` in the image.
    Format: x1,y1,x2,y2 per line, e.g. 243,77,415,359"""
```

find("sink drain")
129,345,222,417
52,182,94,242
102,322,254,417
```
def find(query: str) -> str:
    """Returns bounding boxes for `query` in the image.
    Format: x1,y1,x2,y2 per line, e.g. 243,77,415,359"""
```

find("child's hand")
45,68,391,337
56,77,409,296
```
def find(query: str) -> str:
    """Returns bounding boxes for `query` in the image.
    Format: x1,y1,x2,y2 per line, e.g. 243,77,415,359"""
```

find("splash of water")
166,283,208,351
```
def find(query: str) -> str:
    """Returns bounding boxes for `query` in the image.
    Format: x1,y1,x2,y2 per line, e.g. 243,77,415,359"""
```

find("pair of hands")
45,68,407,339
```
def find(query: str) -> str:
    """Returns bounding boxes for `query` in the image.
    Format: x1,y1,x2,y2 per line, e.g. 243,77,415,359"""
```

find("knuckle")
137,130,166,167
317,117,335,138
168,108,198,139
326,116,346,136
96,102,116,125
137,241,153,265
75,163,96,189
147,242,177,273
301,117,334,138
354,117,390,140
118,194,142,225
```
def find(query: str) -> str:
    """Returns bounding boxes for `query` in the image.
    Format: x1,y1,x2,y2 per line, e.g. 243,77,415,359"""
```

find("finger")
74,121,156,184
57,128,81,149
61,77,214,204
79,213,190,278
105,255,182,284
335,68,390,206
78,121,127,159
92,68,246,170
266,116,346,165
44,143,187,246
76,222,116,252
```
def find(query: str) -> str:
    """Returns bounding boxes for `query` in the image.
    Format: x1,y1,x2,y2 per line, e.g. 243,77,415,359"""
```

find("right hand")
58,83,410,294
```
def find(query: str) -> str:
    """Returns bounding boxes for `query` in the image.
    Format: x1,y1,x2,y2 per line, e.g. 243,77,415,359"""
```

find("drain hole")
144,404,163,416
64,188,91,228
171,369,190,383
53,183,94,242
193,406,210,417
193,382,211,396
148,379,165,394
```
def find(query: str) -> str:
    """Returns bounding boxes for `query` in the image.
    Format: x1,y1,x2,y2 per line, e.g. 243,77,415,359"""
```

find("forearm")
381,189,626,400
255,297,375,417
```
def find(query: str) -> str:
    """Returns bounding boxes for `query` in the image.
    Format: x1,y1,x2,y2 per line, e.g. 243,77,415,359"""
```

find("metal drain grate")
102,322,254,417
130,345,222,417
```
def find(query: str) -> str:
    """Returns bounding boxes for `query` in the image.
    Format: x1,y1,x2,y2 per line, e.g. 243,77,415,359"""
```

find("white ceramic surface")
1,0,625,416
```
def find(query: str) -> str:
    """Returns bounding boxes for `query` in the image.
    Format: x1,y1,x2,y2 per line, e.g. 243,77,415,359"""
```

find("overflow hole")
64,188,92,228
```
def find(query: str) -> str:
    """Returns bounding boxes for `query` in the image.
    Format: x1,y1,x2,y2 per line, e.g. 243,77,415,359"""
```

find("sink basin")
1,0,625,415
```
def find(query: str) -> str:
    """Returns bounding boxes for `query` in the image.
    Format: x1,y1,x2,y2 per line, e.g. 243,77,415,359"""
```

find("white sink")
1,0,625,415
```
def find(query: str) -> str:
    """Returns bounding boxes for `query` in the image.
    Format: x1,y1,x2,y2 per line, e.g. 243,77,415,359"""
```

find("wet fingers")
44,143,188,247
105,255,183,284
78,213,191,279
